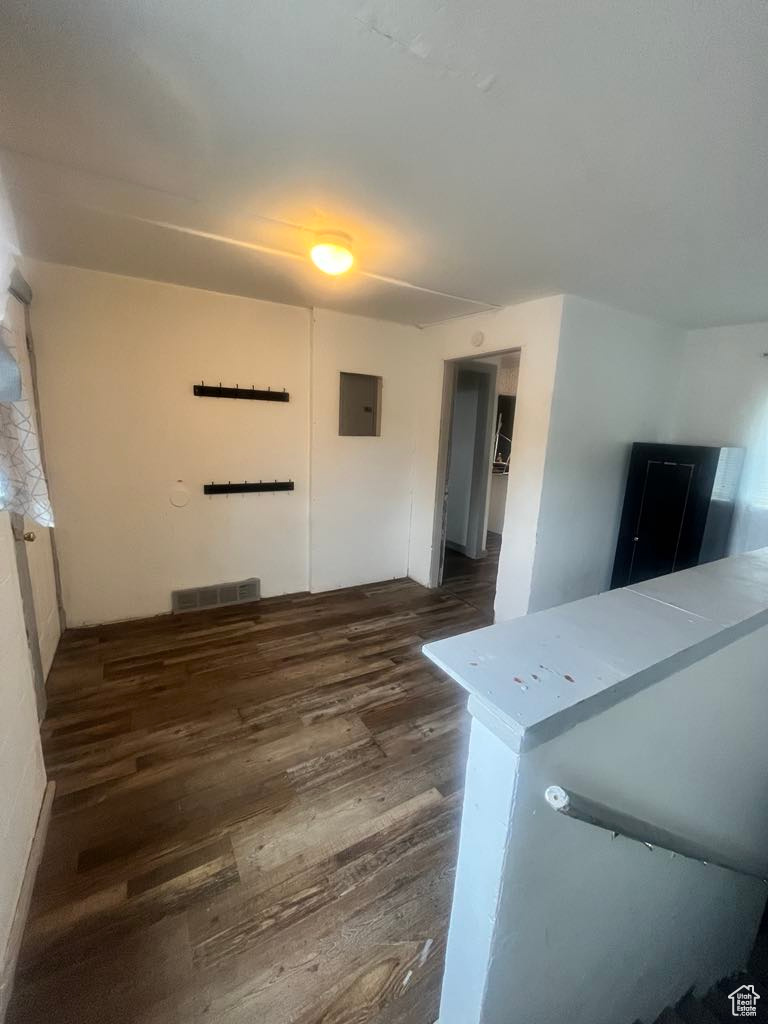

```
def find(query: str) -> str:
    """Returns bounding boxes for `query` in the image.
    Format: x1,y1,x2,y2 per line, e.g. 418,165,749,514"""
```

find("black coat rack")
194,382,289,402
204,480,294,495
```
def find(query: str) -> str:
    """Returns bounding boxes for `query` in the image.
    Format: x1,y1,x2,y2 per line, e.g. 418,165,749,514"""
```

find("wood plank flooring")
441,531,501,619
7,567,495,1024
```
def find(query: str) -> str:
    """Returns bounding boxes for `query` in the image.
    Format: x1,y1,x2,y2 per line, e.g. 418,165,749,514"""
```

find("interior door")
445,370,481,552
10,511,46,720
7,290,63,678
433,363,457,587
464,363,497,559
627,459,694,585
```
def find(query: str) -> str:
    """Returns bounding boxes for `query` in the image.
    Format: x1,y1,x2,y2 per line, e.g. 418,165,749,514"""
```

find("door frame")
458,360,498,560
429,356,499,585
5,278,63,719
10,511,47,720
432,362,458,587
20,299,66,634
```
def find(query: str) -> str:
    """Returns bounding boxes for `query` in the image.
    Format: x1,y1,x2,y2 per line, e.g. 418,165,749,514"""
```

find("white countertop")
423,548,768,751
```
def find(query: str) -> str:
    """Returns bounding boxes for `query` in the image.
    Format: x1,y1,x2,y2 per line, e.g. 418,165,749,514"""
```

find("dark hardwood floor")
440,531,501,619
8,571,494,1024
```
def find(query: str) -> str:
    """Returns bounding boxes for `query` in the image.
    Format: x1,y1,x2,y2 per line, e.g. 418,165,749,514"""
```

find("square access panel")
339,372,382,436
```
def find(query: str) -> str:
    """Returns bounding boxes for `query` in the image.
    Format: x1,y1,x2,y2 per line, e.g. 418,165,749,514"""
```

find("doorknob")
23,531,36,543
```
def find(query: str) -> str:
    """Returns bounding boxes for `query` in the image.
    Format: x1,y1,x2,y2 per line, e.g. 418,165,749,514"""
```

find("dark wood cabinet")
610,443,744,589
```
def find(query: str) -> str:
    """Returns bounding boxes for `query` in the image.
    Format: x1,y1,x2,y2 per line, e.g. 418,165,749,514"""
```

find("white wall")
24,276,567,625
22,266,721,630
472,623,768,1024
669,322,768,554
309,309,419,592
430,552,768,1024
0,516,46,968
24,262,426,622
408,297,695,620
438,721,520,1024
528,296,684,612
408,296,564,621
25,260,311,625
0,177,47,982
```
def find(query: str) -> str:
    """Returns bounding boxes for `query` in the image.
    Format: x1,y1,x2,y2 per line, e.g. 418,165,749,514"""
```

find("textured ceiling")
2,0,767,326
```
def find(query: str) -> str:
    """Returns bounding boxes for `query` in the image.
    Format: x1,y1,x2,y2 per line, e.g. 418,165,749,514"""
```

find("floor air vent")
171,578,261,613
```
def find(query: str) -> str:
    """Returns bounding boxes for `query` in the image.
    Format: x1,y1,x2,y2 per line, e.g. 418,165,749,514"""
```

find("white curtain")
0,297,54,526
730,401,768,554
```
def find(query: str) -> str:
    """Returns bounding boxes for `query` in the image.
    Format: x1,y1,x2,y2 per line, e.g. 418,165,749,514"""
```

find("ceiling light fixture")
310,232,354,275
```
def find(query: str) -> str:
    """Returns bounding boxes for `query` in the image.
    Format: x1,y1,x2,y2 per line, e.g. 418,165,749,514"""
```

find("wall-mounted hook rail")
204,480,294,495
194,382,290,402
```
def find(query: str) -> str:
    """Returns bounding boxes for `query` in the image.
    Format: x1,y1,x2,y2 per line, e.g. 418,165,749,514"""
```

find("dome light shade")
310,234,354,275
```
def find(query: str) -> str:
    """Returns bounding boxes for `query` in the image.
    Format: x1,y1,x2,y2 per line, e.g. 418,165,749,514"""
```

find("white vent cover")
171,577,260,613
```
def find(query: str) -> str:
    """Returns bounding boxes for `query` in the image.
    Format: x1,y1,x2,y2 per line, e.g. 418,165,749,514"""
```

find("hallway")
440,531,501,619
8,577,489,1024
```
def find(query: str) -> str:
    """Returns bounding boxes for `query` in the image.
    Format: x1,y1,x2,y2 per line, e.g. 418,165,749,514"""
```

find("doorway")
436,350,520,617
3,286,63,718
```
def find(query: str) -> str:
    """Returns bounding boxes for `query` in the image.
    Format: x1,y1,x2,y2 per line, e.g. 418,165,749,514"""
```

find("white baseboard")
0,782,55,1023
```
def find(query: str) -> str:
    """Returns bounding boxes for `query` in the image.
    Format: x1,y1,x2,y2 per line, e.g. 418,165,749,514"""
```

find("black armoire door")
628,459,694,585
611,443,723,589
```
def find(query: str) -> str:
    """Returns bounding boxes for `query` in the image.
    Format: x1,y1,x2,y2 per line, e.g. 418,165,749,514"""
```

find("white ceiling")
2,0,767,327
